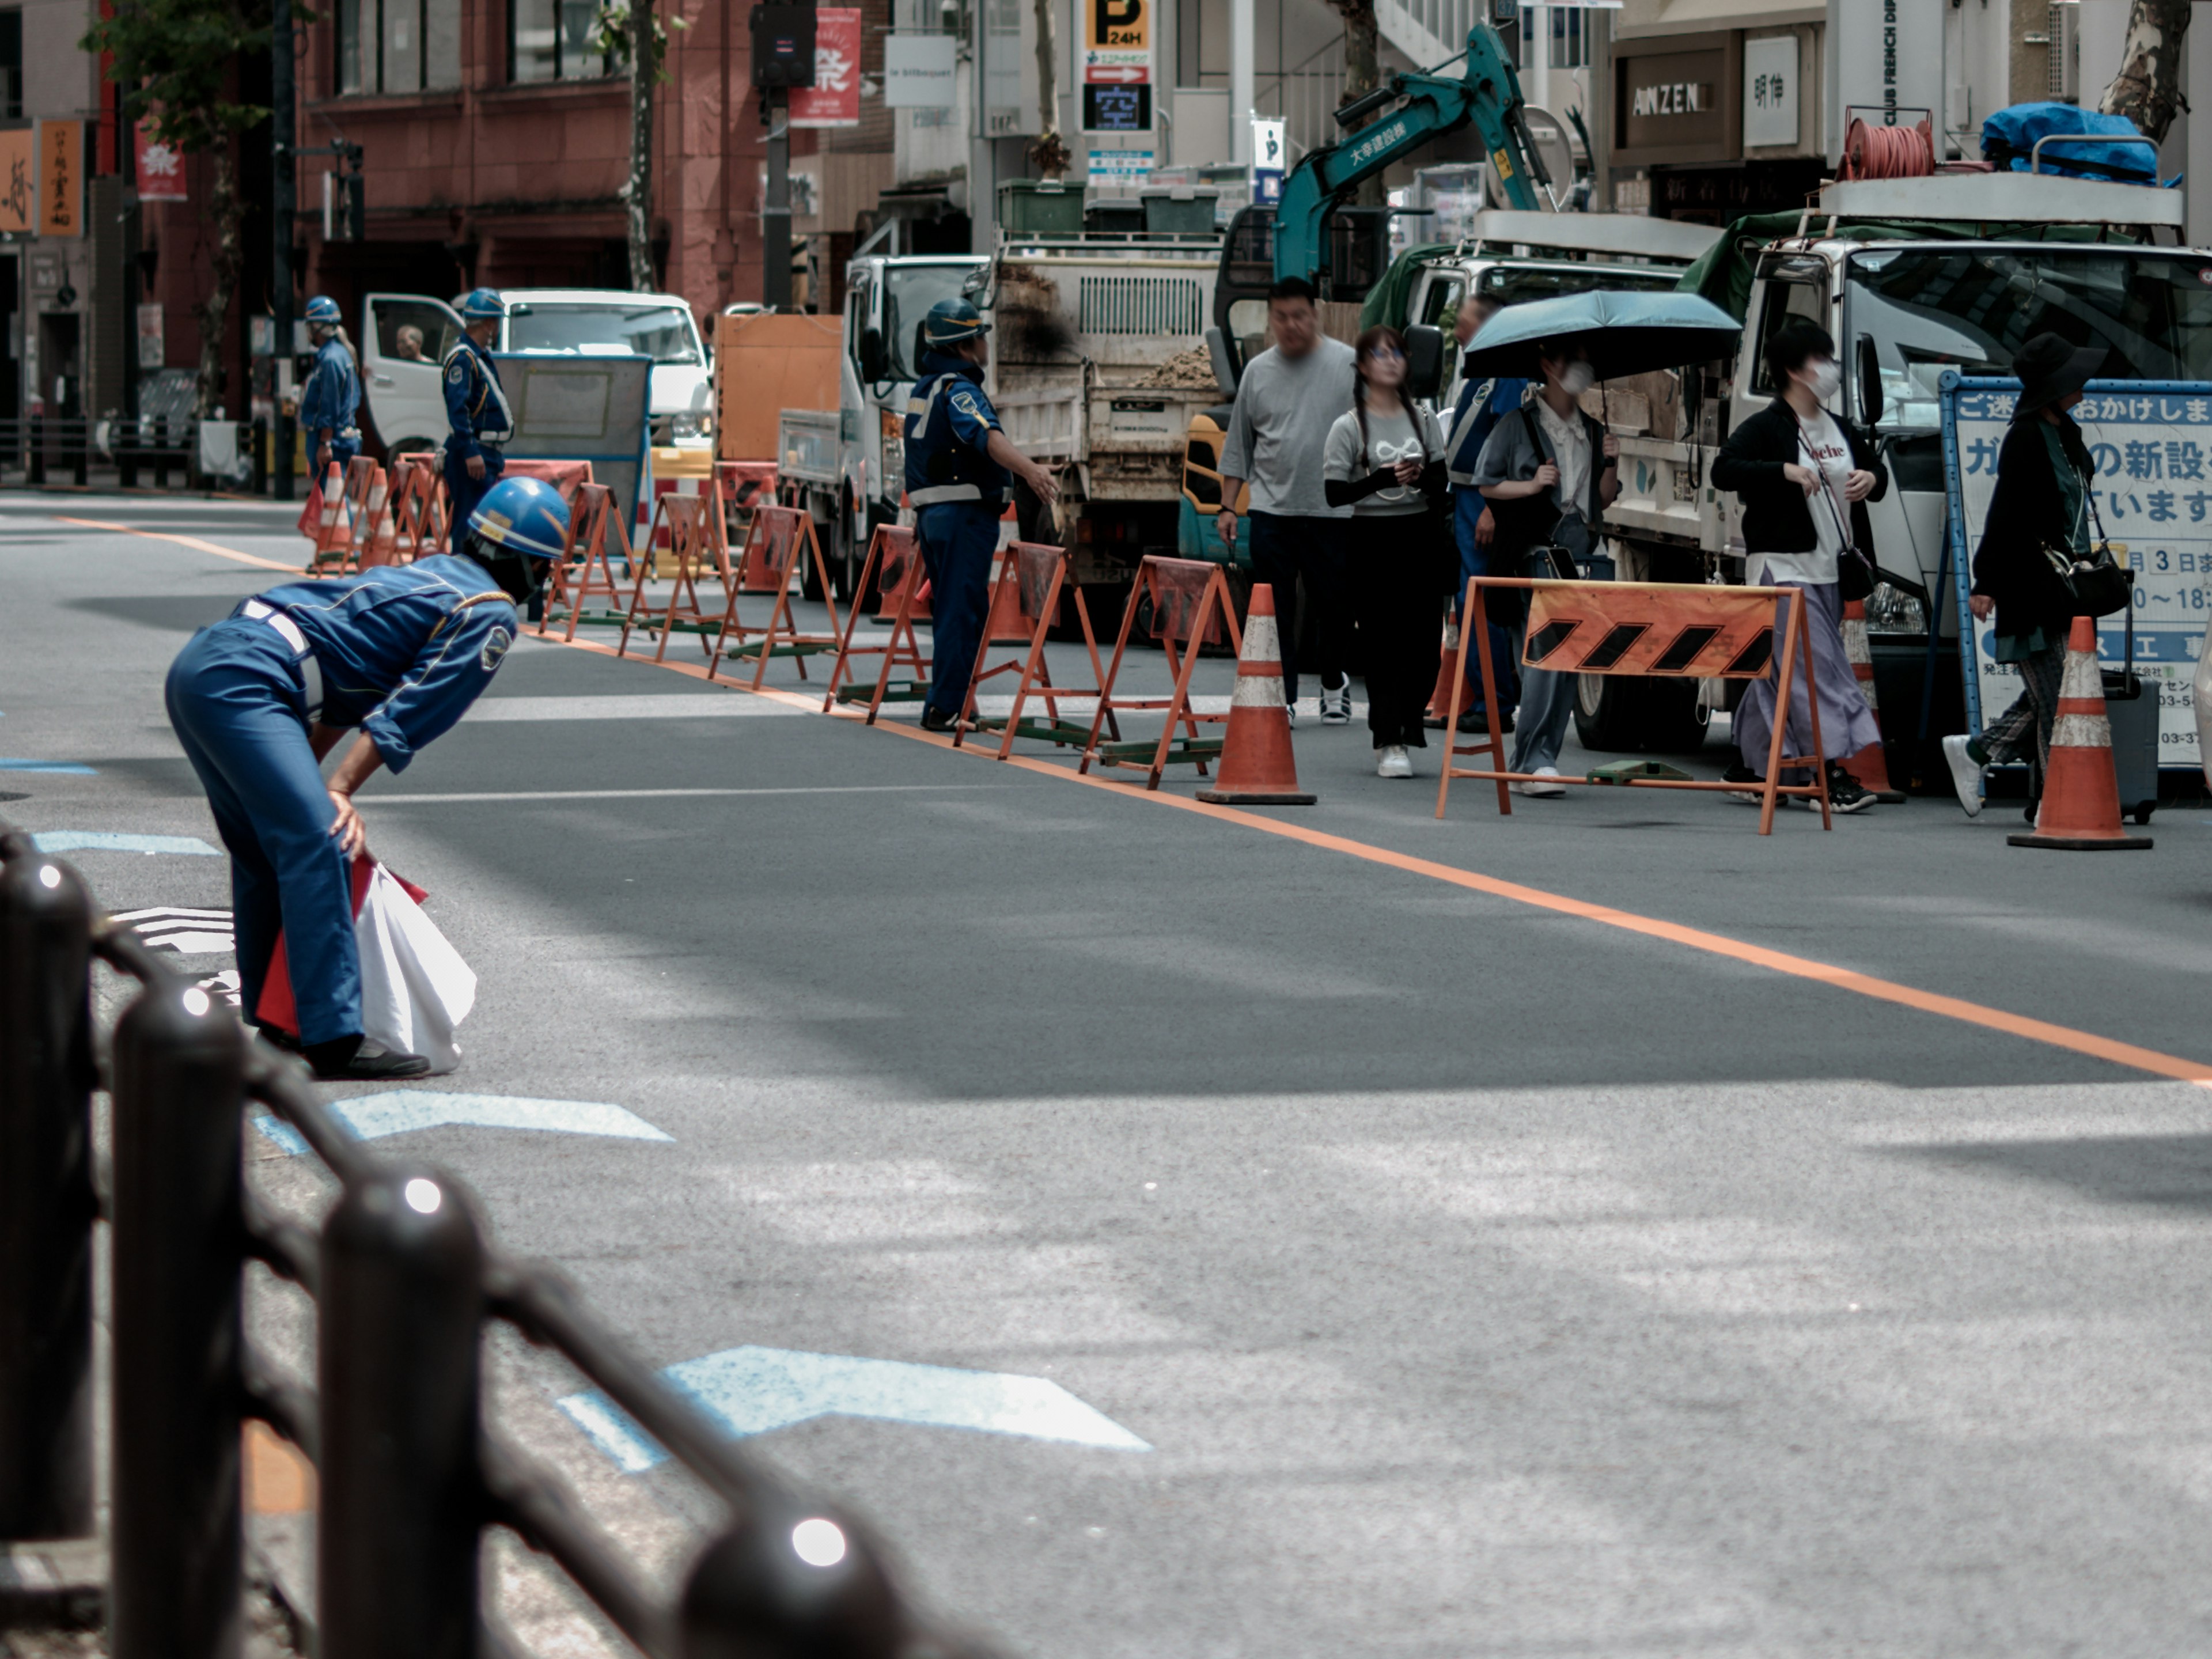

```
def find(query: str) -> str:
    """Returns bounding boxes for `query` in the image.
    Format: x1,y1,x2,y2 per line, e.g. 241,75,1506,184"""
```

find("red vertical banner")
790,7,862,128
135,122,188,202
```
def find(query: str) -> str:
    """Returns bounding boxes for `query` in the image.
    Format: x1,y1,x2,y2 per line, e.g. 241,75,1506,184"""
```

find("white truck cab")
358,288,713,459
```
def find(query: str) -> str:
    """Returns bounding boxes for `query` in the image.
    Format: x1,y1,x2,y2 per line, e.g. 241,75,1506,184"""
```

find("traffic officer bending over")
903,298,1058,733
297,296,362,478
443,287,514,553
165,477,571,1081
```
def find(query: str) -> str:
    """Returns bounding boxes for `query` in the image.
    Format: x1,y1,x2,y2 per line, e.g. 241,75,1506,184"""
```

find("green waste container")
999,180,1085,236
1140,186,1219,235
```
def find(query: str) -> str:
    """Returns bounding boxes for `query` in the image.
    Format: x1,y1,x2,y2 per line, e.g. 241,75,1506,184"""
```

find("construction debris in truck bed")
1134,347,1220,390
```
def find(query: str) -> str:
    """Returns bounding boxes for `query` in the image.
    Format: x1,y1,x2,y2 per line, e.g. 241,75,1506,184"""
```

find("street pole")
271,0,296,502
763,86,791,310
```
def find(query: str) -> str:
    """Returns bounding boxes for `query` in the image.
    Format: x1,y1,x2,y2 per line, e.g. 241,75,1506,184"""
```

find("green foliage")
81,0,278,153
591,0,689,84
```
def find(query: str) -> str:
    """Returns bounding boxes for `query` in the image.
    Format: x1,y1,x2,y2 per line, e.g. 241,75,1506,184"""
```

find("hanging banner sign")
39,120,82,238
883,33,957,108
1942,373,2205,769
0,128,33,235
791,7,863,128
135,120,188,202
1081,0,1152,134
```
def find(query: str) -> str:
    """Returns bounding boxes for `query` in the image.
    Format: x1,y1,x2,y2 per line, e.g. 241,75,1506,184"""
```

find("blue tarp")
1980,102,2158,184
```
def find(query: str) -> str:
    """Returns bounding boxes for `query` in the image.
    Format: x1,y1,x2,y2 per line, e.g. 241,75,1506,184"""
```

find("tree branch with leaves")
84,0,275,418
594,0,688,292
1327,0,1383,207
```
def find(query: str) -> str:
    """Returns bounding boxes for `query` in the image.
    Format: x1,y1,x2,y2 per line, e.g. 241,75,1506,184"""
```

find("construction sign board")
1941,373,2203,770
1081,0,1152,134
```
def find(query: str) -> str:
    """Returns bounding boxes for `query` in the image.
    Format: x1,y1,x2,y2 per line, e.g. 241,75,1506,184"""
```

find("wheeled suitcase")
2102,603,2158,825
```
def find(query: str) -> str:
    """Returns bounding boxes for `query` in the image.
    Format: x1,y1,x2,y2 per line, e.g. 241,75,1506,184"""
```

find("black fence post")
0,840,98,1542
72,420,89,488
320,1163,486,1659
108,972,249,1659
681,1494,905,1659
119,418,139,490
27,414,44,486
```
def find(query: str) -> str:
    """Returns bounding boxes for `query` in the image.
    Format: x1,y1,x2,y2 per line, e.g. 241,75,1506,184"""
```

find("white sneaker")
1941,733,1984,817
1320,683,1351,724
1376,744,1414,779
1512,764,1567,798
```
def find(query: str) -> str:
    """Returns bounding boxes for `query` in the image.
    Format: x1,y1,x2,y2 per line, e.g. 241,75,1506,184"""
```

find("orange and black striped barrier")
1438,576,1833,834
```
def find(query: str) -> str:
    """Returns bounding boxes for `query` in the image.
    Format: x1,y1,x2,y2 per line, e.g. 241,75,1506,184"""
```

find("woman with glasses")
1324,326,1449,778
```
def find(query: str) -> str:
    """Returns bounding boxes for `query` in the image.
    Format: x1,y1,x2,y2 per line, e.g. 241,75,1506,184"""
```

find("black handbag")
2052,486,2131,618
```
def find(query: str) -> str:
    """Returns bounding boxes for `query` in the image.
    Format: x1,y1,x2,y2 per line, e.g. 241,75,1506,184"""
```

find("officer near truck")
163,478,572,1081
297,296,362,479
443,287,514,553
903,298,1060,732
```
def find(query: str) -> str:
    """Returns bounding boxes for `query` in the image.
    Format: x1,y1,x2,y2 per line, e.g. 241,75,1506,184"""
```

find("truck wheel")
1572,673,1643,752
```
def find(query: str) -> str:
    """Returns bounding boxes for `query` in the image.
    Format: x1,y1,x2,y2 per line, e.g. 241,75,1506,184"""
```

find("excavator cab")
1206,203,1402,392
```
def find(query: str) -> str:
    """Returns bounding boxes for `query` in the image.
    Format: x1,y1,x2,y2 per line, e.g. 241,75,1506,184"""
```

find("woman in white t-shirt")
1710,317,1889,813
1323,326,1449,778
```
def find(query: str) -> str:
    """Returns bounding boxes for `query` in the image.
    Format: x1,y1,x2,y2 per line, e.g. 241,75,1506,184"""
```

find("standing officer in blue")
903,298,1059,732
164,477,570,1080
297,296,362,479
1442,291,1528,729
443,287,514,554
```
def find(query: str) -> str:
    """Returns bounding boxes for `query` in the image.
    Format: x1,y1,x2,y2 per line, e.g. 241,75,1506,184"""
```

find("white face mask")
1805,359,1842,400
1558,362,1596,396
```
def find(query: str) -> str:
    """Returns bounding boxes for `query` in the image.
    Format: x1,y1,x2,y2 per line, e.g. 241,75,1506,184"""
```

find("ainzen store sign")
1613,33,1740,168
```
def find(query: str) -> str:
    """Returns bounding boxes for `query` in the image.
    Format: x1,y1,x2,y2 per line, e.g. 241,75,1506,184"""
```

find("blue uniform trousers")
323,437,360,474
444,447,505,554
1452,487,1521,713
916,501,1000,717
165,622,361,1046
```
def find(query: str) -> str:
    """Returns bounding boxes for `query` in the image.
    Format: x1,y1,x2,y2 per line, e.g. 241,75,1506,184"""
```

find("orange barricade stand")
821,525,932,720
346,463,393,570
1080,555,1244,789
1437,577,1832,833
387,456,447,564
538,484,629,640
299,463,343,563
308,457,381,575
705,503,843,688
955,541,1119,756
721,461,791,593
618,494,732,663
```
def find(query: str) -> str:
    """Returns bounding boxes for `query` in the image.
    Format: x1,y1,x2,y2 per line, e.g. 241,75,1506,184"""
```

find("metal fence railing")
0,417,206,491
0,820,990,1658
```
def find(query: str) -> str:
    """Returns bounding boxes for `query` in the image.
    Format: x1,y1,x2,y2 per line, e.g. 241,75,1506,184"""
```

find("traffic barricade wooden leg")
538,484,628,639
704,505,843,690
819,525,932,719
953,542,1118,756
1436,577,1831,834
619,495,728,662
1081,555,1244,789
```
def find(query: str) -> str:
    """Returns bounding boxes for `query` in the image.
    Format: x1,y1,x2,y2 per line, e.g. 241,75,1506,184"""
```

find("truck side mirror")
859,325,888,382
1855,335,1883,430
1404,325,1445,399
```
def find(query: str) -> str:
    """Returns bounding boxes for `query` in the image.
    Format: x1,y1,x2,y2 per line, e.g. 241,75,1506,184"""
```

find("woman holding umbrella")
1710,317,1885,813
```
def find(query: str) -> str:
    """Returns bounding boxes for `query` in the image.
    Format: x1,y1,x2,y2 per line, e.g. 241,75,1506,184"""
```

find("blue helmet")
922,298,989,349
467,476,570,561
460,287,506,321
304,296,342,325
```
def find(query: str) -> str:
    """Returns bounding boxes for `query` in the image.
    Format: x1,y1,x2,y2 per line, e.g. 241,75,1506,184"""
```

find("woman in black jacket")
1940,332,2106,817
1710,317,1888,813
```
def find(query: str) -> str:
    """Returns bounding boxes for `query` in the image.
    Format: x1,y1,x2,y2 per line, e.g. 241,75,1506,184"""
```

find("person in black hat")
1942,332,2107,818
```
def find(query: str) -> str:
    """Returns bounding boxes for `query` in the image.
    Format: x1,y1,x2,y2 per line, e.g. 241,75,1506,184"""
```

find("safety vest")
903,365,1009,507
443,340,516,446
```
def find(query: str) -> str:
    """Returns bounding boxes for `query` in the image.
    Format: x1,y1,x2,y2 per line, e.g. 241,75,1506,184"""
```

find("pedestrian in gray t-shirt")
1217,278,1358,720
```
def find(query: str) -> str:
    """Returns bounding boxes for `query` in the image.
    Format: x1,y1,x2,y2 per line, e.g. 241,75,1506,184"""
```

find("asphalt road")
9,493,2212,1657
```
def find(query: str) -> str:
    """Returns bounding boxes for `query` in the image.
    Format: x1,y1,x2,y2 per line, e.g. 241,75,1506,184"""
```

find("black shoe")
251,1021,303,1055
919,705,956,733
1454,709,1513,735
1721,763,1763,805
1820,769,1875,815
305,1035,431,1081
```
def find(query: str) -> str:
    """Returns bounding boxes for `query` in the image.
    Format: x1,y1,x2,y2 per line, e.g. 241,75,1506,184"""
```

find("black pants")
1351,535,1437,749
1247,511,1349,704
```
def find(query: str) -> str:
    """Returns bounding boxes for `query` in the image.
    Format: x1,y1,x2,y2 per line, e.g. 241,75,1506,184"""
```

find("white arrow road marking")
252,1092,673,1156
33,831,220,856
112,906,236,955
558,1345,1152,1471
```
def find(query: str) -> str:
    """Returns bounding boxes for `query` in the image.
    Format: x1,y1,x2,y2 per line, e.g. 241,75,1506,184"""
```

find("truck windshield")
884,265,984,380
508,304,703,365
1846,247,2212,430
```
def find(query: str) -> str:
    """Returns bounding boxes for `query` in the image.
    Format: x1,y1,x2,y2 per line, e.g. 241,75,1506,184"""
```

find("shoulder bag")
1795,420,1878,603
2045,473,2131,618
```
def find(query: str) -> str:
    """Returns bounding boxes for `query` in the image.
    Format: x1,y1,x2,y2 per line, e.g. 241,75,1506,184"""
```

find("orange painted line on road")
97,518,2212,1089
54,516,308,573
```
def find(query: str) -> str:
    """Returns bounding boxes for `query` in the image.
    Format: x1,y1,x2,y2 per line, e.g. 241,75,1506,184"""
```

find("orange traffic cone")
1840,599,1906,802
2008,615,2153,851
1196,583,1317,806
1423,618,1462,728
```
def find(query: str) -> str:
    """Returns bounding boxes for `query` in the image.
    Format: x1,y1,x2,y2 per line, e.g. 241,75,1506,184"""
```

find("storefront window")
0,11,20,120
511,0,611,83
1550,9,1590,70
338,0,460,94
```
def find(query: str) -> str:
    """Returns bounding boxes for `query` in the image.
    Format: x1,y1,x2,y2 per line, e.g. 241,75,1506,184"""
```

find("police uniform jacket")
298,338,361,440
904,349,1010,507
443,335,514,460
243,556,518,772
